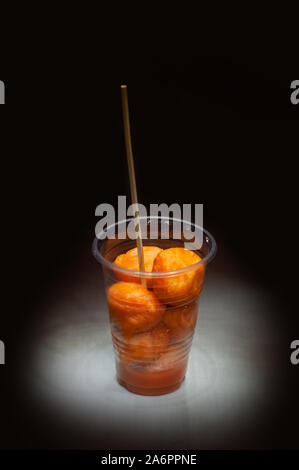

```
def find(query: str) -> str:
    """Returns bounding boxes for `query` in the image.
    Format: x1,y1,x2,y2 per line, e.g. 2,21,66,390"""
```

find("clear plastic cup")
92,216,216,396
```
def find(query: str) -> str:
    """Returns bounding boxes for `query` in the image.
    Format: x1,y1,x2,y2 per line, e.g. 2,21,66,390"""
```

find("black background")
0,32,298,450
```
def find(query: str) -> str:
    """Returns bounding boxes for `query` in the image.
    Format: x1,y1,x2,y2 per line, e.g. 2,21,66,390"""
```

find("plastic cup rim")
92,216,217,278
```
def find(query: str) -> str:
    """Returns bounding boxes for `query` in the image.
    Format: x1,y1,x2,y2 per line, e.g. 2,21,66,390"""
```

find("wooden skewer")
121,85,146,287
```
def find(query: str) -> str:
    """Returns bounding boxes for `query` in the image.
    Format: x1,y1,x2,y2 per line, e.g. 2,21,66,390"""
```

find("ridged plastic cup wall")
92,216,216,396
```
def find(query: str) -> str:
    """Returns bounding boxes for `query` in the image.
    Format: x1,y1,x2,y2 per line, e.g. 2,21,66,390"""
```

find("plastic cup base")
117,376,185,396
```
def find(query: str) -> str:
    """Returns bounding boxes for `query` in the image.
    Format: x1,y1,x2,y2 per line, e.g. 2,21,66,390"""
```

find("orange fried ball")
113,246,163,284
152,247,205,306
163,302,198,340
122,323,169,364
107,282,165,337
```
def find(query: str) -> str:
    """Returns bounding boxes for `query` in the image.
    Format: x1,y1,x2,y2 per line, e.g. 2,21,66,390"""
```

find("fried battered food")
121,323,169,364
114,246,162,284
152,247,205,306
163,301,198,340
107,282,165,337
